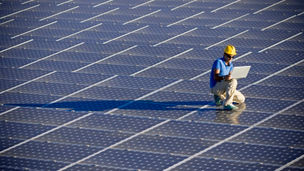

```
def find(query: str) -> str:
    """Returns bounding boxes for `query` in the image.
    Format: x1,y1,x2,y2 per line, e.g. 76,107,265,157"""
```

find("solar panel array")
0,0,304,170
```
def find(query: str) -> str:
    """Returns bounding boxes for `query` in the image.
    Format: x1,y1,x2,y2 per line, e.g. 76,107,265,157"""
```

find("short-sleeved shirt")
210,57,234,88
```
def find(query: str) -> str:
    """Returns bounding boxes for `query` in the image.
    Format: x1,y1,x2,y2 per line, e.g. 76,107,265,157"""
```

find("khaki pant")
211,78,245,106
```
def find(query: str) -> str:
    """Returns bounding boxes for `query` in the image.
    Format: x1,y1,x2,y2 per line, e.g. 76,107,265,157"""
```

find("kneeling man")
210,45,245,110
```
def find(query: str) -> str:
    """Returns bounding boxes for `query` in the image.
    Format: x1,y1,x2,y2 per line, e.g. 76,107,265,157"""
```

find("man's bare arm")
214,69,232,81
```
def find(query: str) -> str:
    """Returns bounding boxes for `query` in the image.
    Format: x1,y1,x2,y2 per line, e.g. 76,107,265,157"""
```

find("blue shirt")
210,57,234,88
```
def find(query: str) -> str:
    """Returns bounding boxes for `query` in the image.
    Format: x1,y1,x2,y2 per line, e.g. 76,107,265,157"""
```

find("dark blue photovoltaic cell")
135,67,203,80
277,65,304,77
201,142,304,165
174,157,278,171
0,105,17,114
111,100,200,119
130,45,185,58
243,85,304,101
0,121,54,139
73,86,151,100
0,79,24,92
103,54,166,67
117,134,216,155
165,80,211,94
98,75,177,90
147,120,247,140
24,60,85,72
79,63,145,75
0,92,60,105
47,51,107,63
2,141,102,162
0,58,33,68
158,58,212,70
69,114,164,133
84,148,186,170
281,102,304,116
290,158,304,168
0,137,23,151
36,72,115,86
236,49,304,65
37,127,133,147
0,2,36,16
0,156,67,171
0,37,31,50
1,49,50,60
43,96,127,112
76,43,133,55
66,164,131,171
11,82,86,96
0,107,84,125
231,127,304,148
243,97,296,113
271,22,304,32
125,33,169,46
183,109,271,126
1,0,304,170
260,75,304,88
0,68,51,81
143,91,211,103
20,38,78,51
259,114,304,130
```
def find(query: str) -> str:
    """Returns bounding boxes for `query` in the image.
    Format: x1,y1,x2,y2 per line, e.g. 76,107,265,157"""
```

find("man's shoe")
214,95,222,106
224,104,239,110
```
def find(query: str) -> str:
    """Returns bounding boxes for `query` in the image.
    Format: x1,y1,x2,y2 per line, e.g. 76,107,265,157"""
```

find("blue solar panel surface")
0,0,304,170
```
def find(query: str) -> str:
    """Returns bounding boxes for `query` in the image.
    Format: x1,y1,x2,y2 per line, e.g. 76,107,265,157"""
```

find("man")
210,45,245,110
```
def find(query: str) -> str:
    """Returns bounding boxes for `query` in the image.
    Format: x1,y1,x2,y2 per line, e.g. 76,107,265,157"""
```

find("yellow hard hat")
224,45,237,56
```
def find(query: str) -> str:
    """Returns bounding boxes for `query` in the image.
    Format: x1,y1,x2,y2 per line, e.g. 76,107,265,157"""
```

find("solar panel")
0,0,303,170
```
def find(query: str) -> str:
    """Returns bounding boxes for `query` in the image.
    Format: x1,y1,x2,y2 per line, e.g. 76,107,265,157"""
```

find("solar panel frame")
0,0,303,170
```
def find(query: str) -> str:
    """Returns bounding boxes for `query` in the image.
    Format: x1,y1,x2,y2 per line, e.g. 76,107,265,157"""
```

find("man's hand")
214,69,232,81
224,75,232,81
224,72,232,81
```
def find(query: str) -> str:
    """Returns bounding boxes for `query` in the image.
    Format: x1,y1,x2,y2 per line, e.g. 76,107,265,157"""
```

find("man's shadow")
6,100,212,112
6,100,246,124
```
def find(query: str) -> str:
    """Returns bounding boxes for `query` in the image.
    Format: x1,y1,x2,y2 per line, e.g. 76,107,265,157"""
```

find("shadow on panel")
5,100,212,112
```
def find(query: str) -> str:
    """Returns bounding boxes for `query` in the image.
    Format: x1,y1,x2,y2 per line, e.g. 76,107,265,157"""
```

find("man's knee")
239,95,245,103
235,91,245,104
230,78,238,87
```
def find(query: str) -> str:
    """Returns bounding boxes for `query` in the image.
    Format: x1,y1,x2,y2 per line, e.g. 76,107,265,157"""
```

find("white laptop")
231,66,251,79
